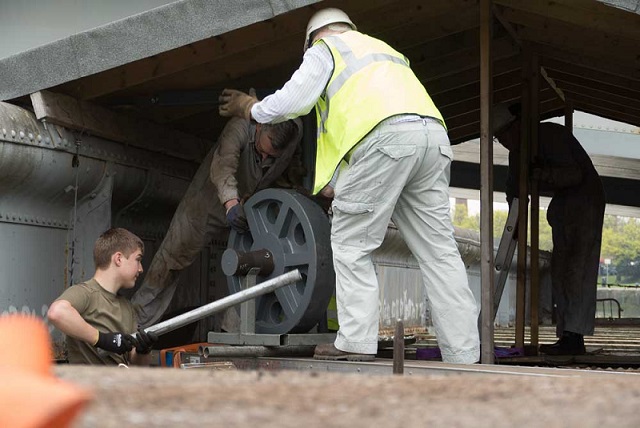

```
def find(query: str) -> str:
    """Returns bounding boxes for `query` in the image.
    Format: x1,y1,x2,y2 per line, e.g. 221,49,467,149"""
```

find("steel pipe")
199,345,314,358
136,269,302,338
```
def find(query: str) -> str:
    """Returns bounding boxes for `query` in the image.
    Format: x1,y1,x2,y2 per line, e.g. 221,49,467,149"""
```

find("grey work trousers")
331,117,480,364
548,194,605,336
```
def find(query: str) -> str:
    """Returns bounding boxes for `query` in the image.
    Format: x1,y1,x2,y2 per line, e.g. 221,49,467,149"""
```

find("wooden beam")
517,27,640,73
530,42,640,81
442,85,556,127
539,67,565,102
561,88,640,120
30,90,208,162
565,101,573,134
504,5,640,55
495,0,640,42
572,101,640,129
448,96,563,143
432,69,522,109
529,52,540,351
55,0,397,100
541,57,640,92
412,35,519,83
479,0,495,365
515,45,532,350
553,80,640,113
493,4,565,102
426,54,521,96
545,69,640,106
377,6,480,52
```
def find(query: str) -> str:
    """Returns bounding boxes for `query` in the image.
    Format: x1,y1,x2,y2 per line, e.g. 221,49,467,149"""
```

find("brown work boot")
539,331,586,356
313,343,375,361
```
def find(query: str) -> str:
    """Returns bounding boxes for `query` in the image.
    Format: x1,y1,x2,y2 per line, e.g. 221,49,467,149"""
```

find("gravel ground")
54,363,640,428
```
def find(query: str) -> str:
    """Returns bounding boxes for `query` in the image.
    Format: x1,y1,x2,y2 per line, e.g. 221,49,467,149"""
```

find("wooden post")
565,101,574,133
529,53,541,350
515,46,532,349
480,0,495,364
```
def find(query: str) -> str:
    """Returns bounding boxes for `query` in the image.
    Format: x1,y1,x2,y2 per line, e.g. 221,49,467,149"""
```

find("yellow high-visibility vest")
312,31,445,194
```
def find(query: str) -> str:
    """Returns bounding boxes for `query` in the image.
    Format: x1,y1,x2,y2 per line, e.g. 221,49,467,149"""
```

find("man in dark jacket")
495,106,605,355
132,116,303,328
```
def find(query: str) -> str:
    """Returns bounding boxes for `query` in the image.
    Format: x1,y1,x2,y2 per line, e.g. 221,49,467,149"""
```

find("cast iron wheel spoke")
283,252,312,267
274,283,302,319
273,201,294,238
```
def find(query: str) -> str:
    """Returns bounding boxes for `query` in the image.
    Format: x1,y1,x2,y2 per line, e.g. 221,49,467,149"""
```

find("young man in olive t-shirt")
48,228,157,365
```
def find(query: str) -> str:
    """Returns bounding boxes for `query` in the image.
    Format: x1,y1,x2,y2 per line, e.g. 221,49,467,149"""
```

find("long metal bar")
200,345,315,358
138,270,302,337
479,0,495,364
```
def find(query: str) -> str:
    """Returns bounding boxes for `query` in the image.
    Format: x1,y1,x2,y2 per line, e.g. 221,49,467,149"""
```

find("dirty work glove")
133,328,158,355
219,89,258,120
94,331,135,355
226,203,249,233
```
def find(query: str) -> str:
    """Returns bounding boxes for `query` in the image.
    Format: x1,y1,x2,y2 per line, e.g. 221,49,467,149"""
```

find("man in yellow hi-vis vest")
219,8,479,364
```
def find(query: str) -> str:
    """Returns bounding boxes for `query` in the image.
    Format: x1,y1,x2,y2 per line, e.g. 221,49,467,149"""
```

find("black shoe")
539,332,585,356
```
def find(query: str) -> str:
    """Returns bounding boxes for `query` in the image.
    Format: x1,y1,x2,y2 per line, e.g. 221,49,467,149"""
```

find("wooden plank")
55,0,398,101
447,96,563,143
495,0,640,42
412,36,519,83
555,80,640,113
546,70,640,107
493,4,566,102
561,89,640,121
377,6,479,52
426,54,521,96
571,101,640,130
432,69,522,109
517,26,640,71
442,85,556,125
30,90,208,162
358,0,479,40
503,5,640,59
541,57,640,92
531,42,640,81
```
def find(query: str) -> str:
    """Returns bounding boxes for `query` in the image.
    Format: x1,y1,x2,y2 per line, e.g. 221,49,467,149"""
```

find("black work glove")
226,203,249,233
94,331,135,355
133,328,158,355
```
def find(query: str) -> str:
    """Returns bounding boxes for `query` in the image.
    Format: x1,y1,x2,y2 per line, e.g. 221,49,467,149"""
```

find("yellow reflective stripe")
325,36,410,99
318,98,329,134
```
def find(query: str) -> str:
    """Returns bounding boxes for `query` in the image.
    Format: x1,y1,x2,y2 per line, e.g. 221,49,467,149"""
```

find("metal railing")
596,298,623,320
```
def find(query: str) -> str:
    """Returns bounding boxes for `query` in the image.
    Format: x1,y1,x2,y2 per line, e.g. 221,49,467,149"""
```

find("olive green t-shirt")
56,278,136,365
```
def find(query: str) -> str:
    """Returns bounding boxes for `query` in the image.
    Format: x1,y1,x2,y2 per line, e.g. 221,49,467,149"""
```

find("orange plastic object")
0,314,92,428
160,342,213,368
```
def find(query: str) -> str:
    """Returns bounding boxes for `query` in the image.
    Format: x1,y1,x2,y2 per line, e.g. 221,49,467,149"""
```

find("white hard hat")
304,8,356,51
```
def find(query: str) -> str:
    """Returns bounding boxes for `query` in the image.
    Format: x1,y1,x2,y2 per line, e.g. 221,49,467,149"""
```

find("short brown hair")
262,120,298,152
93,228,144,270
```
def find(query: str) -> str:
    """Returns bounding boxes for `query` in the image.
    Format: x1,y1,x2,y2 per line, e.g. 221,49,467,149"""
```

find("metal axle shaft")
136,269,302,338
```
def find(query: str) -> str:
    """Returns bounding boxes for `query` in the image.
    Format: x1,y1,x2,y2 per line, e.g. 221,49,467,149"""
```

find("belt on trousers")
344,115,442,162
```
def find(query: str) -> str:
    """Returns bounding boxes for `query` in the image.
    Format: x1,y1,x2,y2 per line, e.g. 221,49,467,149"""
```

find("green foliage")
451,204,553,250
452,204,640,281
601,217,640,283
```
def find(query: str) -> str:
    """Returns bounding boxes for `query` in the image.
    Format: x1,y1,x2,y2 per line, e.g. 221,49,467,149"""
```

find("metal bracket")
240,267,260,334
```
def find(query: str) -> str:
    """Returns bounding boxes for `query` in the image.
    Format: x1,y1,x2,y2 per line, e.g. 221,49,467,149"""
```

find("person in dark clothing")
494,105,605,355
